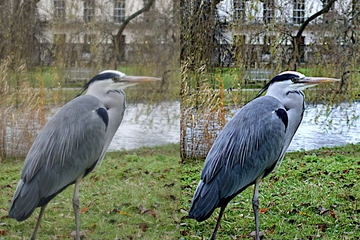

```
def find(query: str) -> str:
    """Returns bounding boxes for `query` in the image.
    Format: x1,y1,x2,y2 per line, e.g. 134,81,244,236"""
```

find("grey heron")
8,70,160,239
188,71,339,240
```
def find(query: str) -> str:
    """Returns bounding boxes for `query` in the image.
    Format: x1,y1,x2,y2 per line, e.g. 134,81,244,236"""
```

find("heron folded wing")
200,96,288,195
21,95,107,192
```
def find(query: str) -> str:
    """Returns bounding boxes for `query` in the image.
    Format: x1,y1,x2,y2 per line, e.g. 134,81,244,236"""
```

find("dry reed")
0,59,46,161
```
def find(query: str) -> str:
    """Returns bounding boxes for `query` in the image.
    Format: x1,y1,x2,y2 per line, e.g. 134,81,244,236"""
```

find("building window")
54,0,65,19
263,0,274,24
293,0,305,25
84,0,95,23
233,0,245,21
114,0,125,23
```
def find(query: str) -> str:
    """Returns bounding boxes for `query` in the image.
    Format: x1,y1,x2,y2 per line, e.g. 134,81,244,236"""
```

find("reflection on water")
288,102,360,151
108,101,180,151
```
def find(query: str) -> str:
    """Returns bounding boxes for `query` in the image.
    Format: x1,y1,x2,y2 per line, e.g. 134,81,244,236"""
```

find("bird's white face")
83,69,161,99
277,71,307,91
88,70,161,92
274,71,339,92
258,71,340,99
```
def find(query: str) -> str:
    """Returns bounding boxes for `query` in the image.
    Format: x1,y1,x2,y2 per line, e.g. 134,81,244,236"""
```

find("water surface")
108,101,180,151
288,102,360,151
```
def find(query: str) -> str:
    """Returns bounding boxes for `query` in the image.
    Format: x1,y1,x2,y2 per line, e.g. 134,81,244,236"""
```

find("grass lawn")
180,144,360,239
0,144,180,239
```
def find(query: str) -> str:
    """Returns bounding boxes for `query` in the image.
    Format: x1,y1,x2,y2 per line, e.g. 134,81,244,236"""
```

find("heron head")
256,71,340,98
79,70,161,96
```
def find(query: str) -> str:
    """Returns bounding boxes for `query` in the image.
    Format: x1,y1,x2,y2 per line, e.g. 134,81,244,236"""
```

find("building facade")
34,0,172,65
214,0,358,66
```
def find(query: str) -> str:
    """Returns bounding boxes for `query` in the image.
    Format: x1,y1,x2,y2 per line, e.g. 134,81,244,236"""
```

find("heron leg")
30,204,47,240
210,205,226,240
252,178,261,240
73,178,81,240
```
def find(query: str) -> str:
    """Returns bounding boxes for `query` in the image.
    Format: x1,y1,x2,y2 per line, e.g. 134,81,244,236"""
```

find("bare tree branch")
112,0,156,66
296,0,337,39
292,0,337,69
115,0,156,40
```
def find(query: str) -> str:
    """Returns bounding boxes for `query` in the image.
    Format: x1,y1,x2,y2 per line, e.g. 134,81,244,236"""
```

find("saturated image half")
0,0,180,239
180,1,360,239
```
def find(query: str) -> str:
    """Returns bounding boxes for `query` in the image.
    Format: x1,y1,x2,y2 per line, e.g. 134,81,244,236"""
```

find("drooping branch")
292,0,337,69
295,0,337,39
113,0,156,65
115,0,156,40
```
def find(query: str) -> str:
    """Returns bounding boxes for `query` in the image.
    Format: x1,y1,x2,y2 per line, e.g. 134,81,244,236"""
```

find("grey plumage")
189,96,289,221
8,70,160,240
188,71,339,240
9,95,107,221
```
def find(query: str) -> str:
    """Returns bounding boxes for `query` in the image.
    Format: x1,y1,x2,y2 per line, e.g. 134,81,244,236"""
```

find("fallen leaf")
0,229,7,236
259,207,269,213
317,223,327,232
329,210,336,218
118,210,130,216
148,209,157,218
138,206,156,217
139,223,148,232
298,211,310,217
180,229,188,236
80,208,89,213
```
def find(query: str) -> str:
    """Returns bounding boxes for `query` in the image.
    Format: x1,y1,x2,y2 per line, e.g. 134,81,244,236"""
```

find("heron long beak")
122,76,161,82
300,77,340,84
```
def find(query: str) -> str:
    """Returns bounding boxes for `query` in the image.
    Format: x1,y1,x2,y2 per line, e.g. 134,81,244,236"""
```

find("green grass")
0,144,180,239
180,144,360,239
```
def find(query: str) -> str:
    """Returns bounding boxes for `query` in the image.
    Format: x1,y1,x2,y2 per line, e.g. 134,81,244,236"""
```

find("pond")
108,101,180,151
288,101,360,151
183,101,360,158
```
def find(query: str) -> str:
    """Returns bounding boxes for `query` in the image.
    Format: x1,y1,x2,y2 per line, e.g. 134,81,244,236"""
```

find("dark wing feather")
189,96,289,221
9,95,107,221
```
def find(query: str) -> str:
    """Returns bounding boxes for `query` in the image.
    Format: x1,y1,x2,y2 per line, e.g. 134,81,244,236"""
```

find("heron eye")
291,78,297,83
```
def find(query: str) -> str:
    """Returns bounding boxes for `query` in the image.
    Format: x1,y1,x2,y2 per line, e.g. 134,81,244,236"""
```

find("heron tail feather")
188,179,220,222
9,179,39,221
